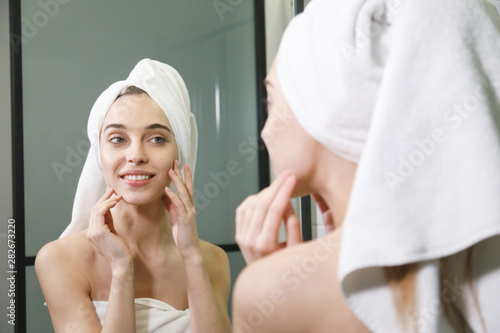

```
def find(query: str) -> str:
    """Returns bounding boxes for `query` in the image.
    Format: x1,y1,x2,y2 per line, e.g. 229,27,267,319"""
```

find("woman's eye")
150,137,166,144
110,137,125,144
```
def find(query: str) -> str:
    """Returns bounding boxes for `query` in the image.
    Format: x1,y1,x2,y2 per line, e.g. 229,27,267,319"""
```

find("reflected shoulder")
35,230,95,275
199,239,230,272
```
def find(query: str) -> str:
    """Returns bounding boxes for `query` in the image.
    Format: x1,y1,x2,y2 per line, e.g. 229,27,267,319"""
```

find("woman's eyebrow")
147,123,172,134
103,123,125,131
102,123,172,134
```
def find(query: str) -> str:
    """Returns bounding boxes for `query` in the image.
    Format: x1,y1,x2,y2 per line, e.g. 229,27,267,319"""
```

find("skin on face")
263,60,323,197
99,93,178,206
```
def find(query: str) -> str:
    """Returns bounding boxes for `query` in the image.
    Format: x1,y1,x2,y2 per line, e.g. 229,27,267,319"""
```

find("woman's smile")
119,170,156,187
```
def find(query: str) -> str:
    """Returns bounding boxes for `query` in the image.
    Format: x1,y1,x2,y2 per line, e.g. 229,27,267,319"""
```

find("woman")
234,0,500,332
35,59,232,332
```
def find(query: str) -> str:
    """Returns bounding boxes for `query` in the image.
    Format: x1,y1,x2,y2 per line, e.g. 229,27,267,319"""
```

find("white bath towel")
93,298,191,333
277,0,500,331
60,59,197,238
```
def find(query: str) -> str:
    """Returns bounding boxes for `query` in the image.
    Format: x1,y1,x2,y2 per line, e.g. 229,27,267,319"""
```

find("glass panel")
22,0,258,256
26,266,53,332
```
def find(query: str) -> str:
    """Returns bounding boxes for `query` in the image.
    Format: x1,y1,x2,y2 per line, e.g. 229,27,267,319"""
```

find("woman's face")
100,93,177,205
262,60,321,196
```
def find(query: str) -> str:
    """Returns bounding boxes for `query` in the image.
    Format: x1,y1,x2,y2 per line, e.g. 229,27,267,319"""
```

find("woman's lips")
120,174,155,187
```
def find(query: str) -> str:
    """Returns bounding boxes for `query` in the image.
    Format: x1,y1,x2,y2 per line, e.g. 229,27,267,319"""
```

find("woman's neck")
311,150,357,230
112,198,175,257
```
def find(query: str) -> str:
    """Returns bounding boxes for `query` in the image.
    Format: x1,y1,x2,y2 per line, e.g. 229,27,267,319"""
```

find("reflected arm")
185,243,232,333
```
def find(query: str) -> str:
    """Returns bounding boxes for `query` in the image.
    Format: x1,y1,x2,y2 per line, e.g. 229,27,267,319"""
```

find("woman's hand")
163,160,201,261
87,188,132,270
311,193,336,233
235,173,302,264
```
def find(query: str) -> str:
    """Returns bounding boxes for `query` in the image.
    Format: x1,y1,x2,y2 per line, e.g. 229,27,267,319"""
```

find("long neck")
112,198,175,256
310,149,357,229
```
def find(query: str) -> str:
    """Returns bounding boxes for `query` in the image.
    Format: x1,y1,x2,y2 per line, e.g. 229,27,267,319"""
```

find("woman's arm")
36,239,103,332
184,244,232,333
85,188,136,333
36,239,136,333
36,188,137,333
164,161,232,332
99,260,135,333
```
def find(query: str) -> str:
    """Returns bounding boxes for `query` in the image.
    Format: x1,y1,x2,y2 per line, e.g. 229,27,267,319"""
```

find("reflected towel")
93,298,191,333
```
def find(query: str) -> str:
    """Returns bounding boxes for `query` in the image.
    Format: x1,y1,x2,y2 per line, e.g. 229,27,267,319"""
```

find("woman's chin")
119,193,160,207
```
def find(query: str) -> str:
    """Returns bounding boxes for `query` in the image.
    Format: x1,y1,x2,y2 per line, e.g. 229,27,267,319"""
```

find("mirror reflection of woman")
36,59,232,333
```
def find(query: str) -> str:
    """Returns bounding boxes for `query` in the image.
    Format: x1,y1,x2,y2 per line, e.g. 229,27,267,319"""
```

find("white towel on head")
60,59,197,238
278,0,500,331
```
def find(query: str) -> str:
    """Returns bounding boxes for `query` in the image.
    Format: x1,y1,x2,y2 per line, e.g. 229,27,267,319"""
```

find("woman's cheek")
99,152,115,186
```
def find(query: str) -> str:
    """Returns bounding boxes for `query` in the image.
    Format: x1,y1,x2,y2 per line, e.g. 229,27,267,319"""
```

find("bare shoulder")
198,239,231,303
199,239,230,273
35,230,94,275
35,230,96,295
232,230,369,333
35,231,102,331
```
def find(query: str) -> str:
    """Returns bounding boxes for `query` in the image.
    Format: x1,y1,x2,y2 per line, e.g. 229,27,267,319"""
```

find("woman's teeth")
123,175,153,181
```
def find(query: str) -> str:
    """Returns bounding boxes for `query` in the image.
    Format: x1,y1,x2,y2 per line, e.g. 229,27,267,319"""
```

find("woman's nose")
126,142,148,164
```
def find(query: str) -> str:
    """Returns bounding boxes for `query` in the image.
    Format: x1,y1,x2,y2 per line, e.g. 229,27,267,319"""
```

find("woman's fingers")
168,161,192,212
241,196,269,247
90,189,120,225
322,211,335,233
284,202,302,246
235,195,255,246
95,197,121,220
164,186,183,214
311,193,335,232
259,176,297,245
311,193,328,213
164,167,201,260
236,173,299,263
242,173,293,239
94,187,115,207
89,190,120,235
87,189,131,267
184,163,195,205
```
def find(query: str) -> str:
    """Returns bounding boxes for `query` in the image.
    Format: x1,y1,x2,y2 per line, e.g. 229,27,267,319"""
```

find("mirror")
18,0,260,330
